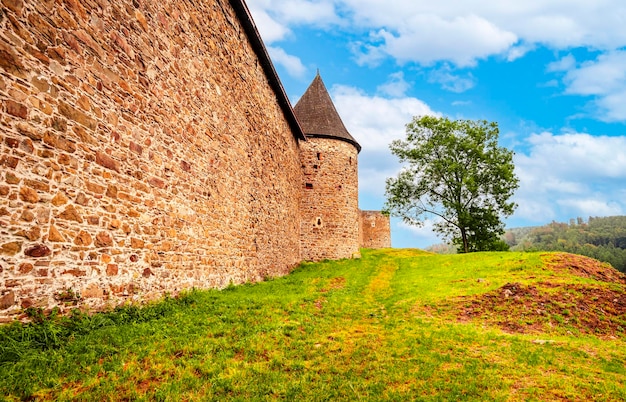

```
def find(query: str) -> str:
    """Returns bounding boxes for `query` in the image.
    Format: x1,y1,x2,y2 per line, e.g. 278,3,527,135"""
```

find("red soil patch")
458,282,626,336
542,253,626,284
457,253,626,337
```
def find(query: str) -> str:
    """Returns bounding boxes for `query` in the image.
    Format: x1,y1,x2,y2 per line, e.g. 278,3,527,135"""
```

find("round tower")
294,73,361,261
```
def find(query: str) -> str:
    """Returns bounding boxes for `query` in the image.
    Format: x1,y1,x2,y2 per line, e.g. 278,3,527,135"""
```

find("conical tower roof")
294,73,361,152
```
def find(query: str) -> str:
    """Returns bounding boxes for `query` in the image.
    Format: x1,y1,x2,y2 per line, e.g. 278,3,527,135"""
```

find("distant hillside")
505,216,626,273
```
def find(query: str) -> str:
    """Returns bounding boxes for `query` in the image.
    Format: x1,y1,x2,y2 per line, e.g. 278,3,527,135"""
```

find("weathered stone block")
24,244,51,257
130,238,145,248
20,186,39,204
24,179,49,192
5,172,20,184
48,225,65,242
2,0,24,15
20,209,35,221
17,226,41,241
5,137,19,148
43,131,76,153
18,262,34,274
82,284,104,299
95,151,119,172
106,263,118,276
85,181,105,194
1,241,22,256
58,101,96,130
1,155,19,169
74,230,92,246
6,100,28,119
95,231,113,247
51,192,69,206
63,268,86,277
58,204,83,223
0,292,15,310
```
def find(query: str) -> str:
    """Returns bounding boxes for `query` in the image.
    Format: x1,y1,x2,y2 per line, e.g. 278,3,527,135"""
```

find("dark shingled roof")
294,73,361,152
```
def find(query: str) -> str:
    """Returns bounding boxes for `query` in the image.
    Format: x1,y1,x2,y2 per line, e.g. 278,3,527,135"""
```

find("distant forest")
505,216,626,273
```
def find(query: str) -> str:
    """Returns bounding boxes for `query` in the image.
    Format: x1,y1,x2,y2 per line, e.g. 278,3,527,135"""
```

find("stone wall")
359,210,391,249
300,137,360,261
0,0,303,319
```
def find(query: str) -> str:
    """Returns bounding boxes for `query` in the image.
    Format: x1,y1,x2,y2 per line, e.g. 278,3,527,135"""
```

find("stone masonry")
299,137,360,261
0,0,305,319
0,0,390,320
360,210,391,249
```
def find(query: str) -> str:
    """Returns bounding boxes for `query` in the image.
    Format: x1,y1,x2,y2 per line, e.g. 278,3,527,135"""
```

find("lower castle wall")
0,0,302,320
359,211,391,249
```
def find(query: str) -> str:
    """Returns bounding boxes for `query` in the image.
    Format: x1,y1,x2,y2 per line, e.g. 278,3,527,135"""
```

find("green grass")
1,249,625,401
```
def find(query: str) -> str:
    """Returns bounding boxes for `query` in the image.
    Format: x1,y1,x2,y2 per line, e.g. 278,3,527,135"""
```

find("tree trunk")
460,227,469,253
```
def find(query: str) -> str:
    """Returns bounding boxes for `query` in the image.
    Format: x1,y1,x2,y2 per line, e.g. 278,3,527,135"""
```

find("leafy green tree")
384,116,519,253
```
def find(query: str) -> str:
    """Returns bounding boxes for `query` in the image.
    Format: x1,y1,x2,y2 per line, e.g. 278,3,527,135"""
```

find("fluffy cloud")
513,132,626,223
559,51,626,121
327,85,438,202
247,0,337,77
247,0,340,40
267,46,307,78
246,4,292,43
546,54,576,73
340,0,626,52
376,72,410,97
427,64,476,93
249,0,626,68
331,84,437,151
360,14,517,67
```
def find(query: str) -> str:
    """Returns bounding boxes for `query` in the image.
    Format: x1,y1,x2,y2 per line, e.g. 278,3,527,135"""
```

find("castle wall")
360,210,391,249
300,138,360,261
0,0,302,319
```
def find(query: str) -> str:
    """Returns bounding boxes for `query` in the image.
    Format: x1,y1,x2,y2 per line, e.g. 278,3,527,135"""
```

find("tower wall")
360,211,391,249
0,0,303,319
300,138,360,261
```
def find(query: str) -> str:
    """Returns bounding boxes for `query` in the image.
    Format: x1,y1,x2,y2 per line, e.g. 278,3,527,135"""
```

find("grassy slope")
1,249,625,401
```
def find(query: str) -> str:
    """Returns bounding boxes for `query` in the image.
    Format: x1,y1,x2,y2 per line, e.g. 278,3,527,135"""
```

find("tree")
384,116,519,253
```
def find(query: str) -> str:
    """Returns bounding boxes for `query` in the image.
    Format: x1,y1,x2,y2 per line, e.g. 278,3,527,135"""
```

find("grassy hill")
1,249,625,401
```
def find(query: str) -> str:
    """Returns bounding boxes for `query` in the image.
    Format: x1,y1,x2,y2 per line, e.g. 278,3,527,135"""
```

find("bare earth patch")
542,252,626,284
456,255,626,337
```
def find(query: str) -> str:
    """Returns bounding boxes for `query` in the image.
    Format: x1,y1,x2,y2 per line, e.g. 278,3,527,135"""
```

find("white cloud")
339,0,626,51
331,85,438,152
428,64,476,93
250,0,626,70
513,132,626,223
328,85,439,202
246,5,292,43
267,46,307,77
376,72,411,97
558,51,626,121
247,0,340,44
506,42,535,61
546,54,576,72
564,52,626,96
451,100,472,106
361,14,517,67
557,199,623,217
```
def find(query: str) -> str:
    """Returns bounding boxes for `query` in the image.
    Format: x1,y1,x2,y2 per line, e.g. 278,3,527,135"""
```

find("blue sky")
247,0,626,248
